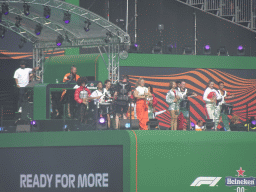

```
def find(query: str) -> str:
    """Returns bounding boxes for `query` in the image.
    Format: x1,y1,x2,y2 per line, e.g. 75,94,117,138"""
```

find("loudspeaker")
206,119,215,130
120,119,139,130
21,102,33,120
147,119,159,130
96,121,108,130
33,120,78,132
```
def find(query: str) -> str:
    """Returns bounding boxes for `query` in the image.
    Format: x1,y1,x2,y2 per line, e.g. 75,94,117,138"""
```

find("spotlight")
0,26,6,38
203,45,211,55
15,16,22,27
34,24,43,35
191,122,195,130
63,11,71,24
84,20,91,32
183,47,194,55
23,3,30,16
44,6,51,19
0,12,2,22
152,45,162,54
217,46,228,56
18,38,27,49
129,43,139,53
237,45,245,56
30,120,37,126
99,117,106,124
56,35,64,46
167,44,173,53
2,3,9,15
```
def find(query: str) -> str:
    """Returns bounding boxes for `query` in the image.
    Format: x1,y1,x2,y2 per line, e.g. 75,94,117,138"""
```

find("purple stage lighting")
36,32,40,35
237,45,243,51
134,43,138,48
65,20,70,24
251,120,256,126
99,117,106,124
30,120,37,126
191,122,195,127
45,15,50,19
205,45,210,50
56,42,62,46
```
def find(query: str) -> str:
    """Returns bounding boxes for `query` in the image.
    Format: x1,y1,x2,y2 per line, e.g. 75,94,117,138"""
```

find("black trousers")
18,87,26,109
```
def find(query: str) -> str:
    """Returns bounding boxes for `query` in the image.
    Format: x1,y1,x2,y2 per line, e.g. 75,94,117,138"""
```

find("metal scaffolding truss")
0,0,130,83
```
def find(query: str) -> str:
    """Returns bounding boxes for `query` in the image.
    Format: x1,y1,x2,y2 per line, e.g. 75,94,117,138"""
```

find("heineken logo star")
237,167,245,177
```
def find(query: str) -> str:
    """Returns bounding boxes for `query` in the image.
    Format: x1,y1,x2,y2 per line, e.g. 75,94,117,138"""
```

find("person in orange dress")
134,78,149,130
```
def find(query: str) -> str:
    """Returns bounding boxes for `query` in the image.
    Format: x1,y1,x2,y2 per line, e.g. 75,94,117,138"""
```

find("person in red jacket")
74,77,92,124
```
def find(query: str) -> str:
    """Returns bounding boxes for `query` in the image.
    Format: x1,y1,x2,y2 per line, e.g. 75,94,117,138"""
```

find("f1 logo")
191,177,222,187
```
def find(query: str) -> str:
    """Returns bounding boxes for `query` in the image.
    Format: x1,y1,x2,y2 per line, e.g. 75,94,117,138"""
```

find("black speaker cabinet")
120,119,139,130
21,102,33,120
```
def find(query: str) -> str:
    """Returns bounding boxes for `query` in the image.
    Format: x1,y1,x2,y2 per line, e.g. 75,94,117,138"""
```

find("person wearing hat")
13,60,40,113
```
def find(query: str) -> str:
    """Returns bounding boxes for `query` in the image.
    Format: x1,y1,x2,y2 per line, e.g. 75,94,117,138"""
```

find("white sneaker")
18,107,22,113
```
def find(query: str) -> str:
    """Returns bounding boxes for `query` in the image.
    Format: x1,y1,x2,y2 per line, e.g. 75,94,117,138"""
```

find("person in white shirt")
203,80,221,130
166,81,182,130
134,78,149,130
90,82,103,105
13,60,40,113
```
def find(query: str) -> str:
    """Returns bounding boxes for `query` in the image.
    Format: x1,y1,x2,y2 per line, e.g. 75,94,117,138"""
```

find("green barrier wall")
43,54,100,83
0,131,255,192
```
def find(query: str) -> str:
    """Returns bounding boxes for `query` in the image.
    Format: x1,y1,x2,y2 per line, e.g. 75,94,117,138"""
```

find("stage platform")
0,130,255,192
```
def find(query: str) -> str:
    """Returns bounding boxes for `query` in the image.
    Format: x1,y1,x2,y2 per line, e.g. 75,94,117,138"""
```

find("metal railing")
177,0,256,31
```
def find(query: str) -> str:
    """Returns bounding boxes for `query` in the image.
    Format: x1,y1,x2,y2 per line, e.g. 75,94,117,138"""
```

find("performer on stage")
134,78,149,130
90,81,103,105
166,81,181,130
13,60,40,113
146,84,158,119
177,80,197,130
203,80,221,130
216,81,234,131
62,65,80,118
114,75,131,129
63,65,80,83
74,77,92,124
102,80,112,128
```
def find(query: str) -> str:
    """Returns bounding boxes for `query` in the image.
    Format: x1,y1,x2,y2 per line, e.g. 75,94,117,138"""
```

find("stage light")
2,3,9,15
217,46,228,56
44,6,51,19
0,26,6,38
104,32,112,43
35,24,43,35
152,45,162,54
191,122,195,130
15,16,22,27
56,35,64,46
203,45,211,55
23,3,30,16
84,20,91,32
99,117,106,124
237,45,245,56
63,11,71,24
30,120,37,126
251,120,256,129
0,12,2,22
183,47,194,55
129,43,139,53
18,38,27,49
167,44,173,53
